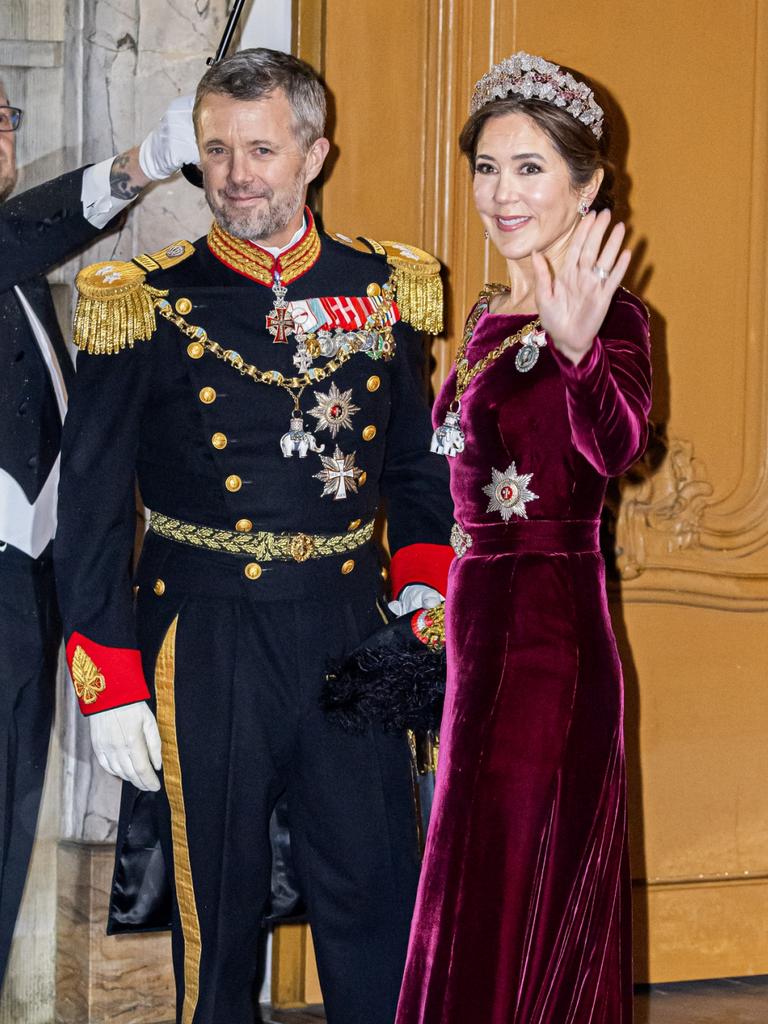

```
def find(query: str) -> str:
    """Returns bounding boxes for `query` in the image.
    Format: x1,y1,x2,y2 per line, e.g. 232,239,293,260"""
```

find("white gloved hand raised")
89,703,163,792
388,584,444,618
138,94,199,181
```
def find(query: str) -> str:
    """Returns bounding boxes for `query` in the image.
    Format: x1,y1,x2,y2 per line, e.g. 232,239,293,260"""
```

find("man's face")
197,89,328,246
0,84,18,203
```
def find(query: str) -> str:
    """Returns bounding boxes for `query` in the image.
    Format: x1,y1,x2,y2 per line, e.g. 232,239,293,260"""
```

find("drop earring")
578,200,590,218
484,229,489,239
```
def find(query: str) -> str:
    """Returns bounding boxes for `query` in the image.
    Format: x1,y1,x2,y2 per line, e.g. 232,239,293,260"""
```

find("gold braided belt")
149,511,375,564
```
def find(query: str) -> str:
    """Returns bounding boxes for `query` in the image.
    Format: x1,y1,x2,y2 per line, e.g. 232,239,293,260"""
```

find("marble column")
1,2,230,1021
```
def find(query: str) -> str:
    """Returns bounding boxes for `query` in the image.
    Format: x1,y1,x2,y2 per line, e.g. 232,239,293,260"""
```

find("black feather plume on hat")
322,606,446,734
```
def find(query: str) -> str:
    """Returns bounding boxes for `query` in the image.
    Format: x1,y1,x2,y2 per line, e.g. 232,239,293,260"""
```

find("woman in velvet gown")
396,54,651,1024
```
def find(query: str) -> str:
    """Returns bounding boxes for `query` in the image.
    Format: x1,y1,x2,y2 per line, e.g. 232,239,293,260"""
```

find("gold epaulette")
330,233,444,334
73,240,194,355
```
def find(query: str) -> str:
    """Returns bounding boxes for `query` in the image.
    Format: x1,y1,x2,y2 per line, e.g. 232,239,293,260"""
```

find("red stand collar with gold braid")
207,207,322,286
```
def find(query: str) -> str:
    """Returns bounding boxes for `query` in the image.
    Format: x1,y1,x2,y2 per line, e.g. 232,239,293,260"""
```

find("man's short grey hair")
193,48,326,152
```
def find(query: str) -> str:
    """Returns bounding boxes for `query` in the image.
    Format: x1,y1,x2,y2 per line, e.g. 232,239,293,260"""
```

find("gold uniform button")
225,474,242,492
366,281,382,297
175,297,193,315
244,562,262,580
362,425,377,442
153,579,166,596
341,559,355,575
347,519,362,531
211,432,228,450
187,341,204,359
199,386,216,404
235,518,253,533
366,375,381,392
380,566,389,581
358,471,367,486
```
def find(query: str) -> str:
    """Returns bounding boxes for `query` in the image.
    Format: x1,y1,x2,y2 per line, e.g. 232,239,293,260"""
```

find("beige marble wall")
56,842,174,1024
1,1,230,1019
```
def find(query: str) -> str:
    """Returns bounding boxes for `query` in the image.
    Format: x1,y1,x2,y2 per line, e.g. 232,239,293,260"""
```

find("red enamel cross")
266,303,296,344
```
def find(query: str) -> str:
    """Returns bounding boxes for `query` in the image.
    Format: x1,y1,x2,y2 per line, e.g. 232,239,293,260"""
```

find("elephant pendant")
430,408,465,458
280,416,326,458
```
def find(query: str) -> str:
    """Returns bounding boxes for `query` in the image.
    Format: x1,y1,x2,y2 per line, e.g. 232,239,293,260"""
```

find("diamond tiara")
470,52,604,140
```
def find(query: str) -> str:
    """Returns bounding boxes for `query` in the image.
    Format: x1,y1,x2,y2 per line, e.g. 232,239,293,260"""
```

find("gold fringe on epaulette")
74,283,167,354
74,260,169,354
379,242,444,334
390,265,444,335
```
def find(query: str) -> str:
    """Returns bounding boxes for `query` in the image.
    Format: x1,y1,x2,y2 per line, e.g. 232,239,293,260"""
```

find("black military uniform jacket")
55,210,454,713
1,170,100,543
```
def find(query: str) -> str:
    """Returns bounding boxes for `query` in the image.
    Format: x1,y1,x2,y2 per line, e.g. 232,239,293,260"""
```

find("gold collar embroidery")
207,207,322,286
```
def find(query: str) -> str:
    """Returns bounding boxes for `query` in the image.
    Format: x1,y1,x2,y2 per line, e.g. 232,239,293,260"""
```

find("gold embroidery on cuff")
71,645,106,704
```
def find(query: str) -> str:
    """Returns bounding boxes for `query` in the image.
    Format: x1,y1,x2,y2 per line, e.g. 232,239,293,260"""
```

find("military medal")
314,446,363,500
482,463,538,521
308,382,360,438
266,272,296,344
431,287,544,458
280,414,325,458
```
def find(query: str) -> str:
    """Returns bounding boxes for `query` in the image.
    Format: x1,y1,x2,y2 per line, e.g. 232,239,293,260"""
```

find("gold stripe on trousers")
155,615,201,1024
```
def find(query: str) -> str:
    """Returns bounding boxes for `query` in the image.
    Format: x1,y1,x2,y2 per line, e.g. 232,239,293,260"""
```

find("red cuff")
390,543,453,598
66,632,150,716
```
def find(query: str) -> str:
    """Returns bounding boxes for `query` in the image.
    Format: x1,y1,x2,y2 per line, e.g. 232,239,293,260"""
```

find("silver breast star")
308,382,361,438
482,463,538,521
313,446,363,500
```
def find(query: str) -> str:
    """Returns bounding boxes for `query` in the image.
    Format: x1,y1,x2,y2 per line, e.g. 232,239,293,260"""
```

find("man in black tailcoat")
0,77,197,987
54,48,453,1024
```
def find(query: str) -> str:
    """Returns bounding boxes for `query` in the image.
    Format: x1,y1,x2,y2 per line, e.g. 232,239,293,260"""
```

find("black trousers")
0,547,60,986
134,534,421,1024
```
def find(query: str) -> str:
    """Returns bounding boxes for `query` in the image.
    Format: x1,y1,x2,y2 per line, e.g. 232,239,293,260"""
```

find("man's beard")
0,166,17,203
206,174,305,242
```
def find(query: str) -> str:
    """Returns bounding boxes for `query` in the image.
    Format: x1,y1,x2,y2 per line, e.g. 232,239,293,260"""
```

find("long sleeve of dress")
551,291,652,477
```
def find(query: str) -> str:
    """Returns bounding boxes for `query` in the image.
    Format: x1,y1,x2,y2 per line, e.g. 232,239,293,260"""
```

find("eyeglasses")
0,107,23,132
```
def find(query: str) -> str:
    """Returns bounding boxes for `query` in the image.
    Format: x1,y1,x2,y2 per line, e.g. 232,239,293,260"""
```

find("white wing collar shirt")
0,158,135,559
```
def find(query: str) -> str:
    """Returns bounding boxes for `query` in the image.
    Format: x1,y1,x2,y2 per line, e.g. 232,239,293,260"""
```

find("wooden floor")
265,976,768,1023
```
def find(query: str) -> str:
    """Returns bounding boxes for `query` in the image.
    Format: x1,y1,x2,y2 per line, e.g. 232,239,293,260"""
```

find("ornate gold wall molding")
615,6,768,608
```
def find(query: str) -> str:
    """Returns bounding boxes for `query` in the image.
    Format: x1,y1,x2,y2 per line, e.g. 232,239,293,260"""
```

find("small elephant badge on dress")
431,410,466,457
280,416,326,458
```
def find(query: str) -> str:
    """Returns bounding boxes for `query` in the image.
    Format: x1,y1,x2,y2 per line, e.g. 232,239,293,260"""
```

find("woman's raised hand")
532,208,631,365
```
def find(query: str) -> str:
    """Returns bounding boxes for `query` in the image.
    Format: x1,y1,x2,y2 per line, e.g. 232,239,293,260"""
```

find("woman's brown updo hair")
459,70,615,213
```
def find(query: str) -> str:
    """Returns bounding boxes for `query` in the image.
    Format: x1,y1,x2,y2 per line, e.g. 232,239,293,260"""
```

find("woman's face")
472,111,592,265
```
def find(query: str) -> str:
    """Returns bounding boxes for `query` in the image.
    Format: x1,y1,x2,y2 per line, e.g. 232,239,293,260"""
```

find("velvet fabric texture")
395,288,651,1024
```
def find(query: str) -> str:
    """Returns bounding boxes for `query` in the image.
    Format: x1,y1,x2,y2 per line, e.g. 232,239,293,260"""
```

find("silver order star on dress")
482,463,539,521
308,382,361,438
314,446,363,500
470,52,604,139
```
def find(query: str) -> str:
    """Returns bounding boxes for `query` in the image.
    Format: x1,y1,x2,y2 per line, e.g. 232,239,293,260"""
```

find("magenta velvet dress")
395,288,651,1024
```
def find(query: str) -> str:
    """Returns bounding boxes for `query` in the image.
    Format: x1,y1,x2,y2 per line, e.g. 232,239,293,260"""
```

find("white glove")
388,584,444,618
90,703,163,792
138,94,199,181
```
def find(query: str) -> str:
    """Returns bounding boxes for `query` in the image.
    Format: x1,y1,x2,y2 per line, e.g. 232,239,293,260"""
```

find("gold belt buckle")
290,533,316,563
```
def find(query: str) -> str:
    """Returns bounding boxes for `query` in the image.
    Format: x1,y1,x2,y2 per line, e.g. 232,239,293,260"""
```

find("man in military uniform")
0,77,197,988
55,49,452,1024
